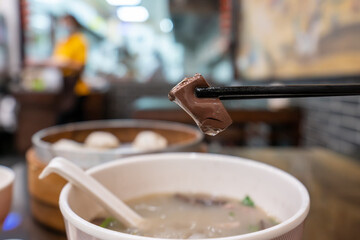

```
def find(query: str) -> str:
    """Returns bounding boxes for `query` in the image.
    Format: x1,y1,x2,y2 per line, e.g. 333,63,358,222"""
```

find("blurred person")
27,14,89,123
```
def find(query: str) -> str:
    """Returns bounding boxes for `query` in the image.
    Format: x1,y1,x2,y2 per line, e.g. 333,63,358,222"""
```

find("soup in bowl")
59,153,309,240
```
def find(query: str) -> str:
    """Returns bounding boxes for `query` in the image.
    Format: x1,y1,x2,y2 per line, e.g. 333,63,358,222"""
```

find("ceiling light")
160,18,173,33
116,6,149,22
106,0,141,6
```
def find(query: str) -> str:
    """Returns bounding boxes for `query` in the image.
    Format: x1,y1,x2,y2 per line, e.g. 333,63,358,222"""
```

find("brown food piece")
91,217,106,226
168,74,232,135
260,220,265,230
174,193,228,206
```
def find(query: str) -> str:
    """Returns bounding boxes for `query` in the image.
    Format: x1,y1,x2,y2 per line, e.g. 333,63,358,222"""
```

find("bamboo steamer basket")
27,148,67,231
27,119,204,231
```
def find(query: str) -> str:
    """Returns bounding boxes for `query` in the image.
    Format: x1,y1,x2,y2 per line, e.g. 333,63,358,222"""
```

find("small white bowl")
59,153,310,240
0,165,15,226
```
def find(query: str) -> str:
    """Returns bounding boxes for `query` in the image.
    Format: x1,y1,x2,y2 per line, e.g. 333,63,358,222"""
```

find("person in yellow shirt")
52,14,89,97
27,14,89,123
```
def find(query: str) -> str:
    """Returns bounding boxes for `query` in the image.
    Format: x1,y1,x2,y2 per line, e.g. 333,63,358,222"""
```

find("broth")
91,193,278,239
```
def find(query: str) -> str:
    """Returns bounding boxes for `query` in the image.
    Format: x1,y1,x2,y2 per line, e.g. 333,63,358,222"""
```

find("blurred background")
1,0,359,156
0,1,360,240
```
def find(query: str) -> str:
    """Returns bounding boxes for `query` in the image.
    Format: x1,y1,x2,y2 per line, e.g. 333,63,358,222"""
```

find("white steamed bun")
84,131,120,149
132,131,168,151
52,139,83,151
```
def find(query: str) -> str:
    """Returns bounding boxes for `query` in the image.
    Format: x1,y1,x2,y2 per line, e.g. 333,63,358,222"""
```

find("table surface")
1,147,360,240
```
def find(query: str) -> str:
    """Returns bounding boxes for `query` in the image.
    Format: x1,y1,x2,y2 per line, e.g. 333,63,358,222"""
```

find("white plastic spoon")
39,157,145,229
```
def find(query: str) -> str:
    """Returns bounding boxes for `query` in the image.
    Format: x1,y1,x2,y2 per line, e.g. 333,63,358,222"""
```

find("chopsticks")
195,84,360,100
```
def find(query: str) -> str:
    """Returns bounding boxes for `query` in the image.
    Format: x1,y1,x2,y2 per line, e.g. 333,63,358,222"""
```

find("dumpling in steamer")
84,131,120,149
132,131,168,151
52,139,83,151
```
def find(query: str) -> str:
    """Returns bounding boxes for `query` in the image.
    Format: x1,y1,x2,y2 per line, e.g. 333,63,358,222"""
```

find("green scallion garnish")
241,195,255,207
100,217,115,228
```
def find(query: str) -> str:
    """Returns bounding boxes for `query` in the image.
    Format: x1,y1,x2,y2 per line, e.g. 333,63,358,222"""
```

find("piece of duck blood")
168,73,232,136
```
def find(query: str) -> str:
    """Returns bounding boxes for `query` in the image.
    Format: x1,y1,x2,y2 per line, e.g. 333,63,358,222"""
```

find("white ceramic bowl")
59,153,310,240
0,165,15,226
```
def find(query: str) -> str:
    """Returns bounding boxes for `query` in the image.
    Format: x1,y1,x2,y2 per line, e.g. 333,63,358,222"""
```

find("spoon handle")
39,157,144,228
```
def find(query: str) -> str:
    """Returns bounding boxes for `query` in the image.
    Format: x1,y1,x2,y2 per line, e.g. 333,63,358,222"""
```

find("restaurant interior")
0,0,359,239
